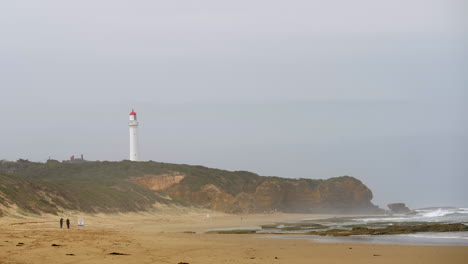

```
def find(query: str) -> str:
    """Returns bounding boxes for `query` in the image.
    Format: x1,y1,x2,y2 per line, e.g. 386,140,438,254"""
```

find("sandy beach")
1,211,467,264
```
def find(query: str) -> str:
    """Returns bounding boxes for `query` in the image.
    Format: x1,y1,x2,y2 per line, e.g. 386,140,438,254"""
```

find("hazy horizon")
1,0,466,209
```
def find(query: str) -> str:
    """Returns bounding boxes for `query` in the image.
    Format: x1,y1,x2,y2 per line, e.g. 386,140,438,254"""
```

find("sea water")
270,231,468,246
282,207,468,245
215,207,468,245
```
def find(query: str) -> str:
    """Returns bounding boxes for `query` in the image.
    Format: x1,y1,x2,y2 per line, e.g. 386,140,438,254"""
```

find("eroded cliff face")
130,172,185,190
0,161,380,216
132,173,378,214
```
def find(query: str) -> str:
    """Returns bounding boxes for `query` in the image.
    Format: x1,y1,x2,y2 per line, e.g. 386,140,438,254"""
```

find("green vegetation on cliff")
0,160,378,216
0,172,169,215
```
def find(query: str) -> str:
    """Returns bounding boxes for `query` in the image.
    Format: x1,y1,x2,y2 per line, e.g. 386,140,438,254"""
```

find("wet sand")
1,212,467,264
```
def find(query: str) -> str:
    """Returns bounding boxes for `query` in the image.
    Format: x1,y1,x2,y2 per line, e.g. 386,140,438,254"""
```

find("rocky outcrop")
388,203,411,214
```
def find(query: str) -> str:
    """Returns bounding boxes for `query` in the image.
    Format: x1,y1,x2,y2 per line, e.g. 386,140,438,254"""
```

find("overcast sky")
0,0,467,208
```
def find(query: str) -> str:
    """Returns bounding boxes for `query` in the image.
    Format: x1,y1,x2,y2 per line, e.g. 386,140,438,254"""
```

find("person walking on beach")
60,218,63,228
66,219,70,229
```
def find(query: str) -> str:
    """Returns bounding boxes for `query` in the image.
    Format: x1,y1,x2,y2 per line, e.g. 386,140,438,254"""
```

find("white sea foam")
420,208,451,217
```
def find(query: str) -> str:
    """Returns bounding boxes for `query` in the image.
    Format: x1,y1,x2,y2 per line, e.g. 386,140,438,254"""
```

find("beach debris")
373,254,381,257
66,253,75,256
109,252,130,255
51,244,61,247
349,247,352,249
178,262,190,264
275,256,279,259
16,242,24,246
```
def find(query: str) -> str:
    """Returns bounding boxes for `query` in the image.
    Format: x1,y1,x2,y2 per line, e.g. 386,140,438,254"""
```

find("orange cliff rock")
131,174,379,214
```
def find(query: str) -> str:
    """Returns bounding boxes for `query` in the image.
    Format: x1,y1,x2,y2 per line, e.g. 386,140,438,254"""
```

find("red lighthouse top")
130,109,136,115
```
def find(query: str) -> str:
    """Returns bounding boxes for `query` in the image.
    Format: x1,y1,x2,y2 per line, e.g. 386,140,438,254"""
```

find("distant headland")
0,159,381,216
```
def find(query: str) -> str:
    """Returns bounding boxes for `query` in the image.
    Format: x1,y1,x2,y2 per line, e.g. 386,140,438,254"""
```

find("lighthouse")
128,109,140,161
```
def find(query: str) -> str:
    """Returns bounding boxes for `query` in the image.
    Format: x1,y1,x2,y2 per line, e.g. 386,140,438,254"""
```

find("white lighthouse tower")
128,109,140,161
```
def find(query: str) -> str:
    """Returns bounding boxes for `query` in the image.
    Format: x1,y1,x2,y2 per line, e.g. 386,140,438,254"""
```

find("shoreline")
265,233,468,246
1,212,467,264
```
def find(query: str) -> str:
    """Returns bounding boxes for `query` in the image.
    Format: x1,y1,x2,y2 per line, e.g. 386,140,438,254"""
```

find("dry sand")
1,211,467,264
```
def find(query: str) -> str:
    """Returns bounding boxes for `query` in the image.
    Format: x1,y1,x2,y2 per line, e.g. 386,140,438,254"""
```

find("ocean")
213,207,468,246
269,231,468,246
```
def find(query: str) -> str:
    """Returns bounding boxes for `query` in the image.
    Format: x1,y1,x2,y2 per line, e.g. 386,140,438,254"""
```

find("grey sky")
1,0,467,208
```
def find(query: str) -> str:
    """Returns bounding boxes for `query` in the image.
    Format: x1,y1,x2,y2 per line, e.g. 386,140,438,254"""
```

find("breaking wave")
420,208,451,217
350,207,468,226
